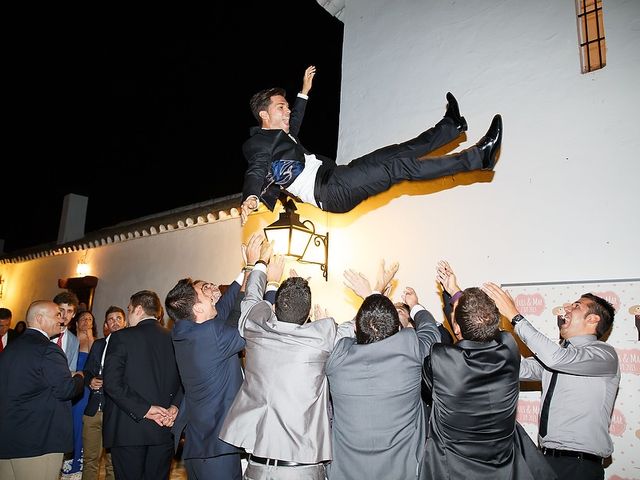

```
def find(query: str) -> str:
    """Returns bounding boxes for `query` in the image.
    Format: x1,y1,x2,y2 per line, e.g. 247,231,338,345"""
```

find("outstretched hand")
402,287,419,309
343,269,372,300
244,232,265,266
482,282,519,320
374,260,399,297
436,260,461,296
301,65,316,95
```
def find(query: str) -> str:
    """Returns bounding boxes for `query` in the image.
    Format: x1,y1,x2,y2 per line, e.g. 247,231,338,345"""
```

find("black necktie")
539,340,569,438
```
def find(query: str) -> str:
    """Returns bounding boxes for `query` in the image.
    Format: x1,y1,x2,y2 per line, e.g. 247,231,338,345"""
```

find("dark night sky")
2,1,342,254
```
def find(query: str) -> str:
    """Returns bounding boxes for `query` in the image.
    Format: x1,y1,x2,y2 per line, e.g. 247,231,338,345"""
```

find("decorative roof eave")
317,0,345,20
1,194,243,264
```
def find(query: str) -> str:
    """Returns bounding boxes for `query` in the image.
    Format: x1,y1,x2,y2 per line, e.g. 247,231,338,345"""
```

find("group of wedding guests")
0,231,620,480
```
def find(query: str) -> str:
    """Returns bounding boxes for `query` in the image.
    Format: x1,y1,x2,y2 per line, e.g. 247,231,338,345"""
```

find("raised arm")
403,287,440,359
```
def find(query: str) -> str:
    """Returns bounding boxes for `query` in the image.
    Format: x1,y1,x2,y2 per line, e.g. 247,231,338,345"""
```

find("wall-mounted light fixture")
263,198,329,281
76,252,90,277
0,274,4,299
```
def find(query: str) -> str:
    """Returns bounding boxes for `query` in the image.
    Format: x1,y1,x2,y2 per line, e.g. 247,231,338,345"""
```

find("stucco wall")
316,0,640,317
0,219,242,326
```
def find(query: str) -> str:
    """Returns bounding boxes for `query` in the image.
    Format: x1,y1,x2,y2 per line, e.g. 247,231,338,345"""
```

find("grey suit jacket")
219,268,347,463
326,309,440,480
51,329,79,371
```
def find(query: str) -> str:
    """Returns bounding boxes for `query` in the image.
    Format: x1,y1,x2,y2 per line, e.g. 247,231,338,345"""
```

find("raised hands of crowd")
401,286,419,310
244,232,265,267
436,260,461,296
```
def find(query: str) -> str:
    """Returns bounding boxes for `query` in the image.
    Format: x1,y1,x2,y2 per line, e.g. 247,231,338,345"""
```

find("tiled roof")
0,193,243,264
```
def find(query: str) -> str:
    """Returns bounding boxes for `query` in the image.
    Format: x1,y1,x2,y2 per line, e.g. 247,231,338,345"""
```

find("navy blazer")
171,281,246,460
83,337,107,416
103,319,183,448
0,329,84,458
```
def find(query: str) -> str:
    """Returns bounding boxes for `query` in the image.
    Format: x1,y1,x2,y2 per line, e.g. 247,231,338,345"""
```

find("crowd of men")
0,233,620,480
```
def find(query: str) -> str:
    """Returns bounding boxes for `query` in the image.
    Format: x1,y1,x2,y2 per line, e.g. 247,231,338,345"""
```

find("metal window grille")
576,0,606,73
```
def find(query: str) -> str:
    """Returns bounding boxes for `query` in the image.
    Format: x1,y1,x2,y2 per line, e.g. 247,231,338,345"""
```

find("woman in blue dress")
63,310,96,479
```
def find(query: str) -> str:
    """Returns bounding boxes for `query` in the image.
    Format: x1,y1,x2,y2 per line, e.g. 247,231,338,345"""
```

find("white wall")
311,0,640,319
0,219,242,328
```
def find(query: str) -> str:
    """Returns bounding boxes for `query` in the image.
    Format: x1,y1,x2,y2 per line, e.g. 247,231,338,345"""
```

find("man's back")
103,319,182,448
0,329,83,458
220,299,336,463
421,332,523,479
326,309,439,480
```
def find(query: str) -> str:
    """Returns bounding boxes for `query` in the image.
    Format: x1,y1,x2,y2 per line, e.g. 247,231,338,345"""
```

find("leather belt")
249,455,316,467
540,447,603,464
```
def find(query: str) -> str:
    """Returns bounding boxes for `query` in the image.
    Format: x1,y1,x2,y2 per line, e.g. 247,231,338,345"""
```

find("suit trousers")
82,412,114,480
244,460,326,480
316,117,482,213
111,443,174,480
544,455,603,480
185,453,242,480
0,452,64,480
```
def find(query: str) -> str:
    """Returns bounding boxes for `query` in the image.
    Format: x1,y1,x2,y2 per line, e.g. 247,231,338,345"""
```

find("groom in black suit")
103,290,183,480
240,65,503,224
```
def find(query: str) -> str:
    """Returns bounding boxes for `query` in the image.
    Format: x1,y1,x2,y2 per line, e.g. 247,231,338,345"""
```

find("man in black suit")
0,300,84,479
0,307,17,353
82,305,127,480
240,65,503,224
103,290,183,480
419,263,554,480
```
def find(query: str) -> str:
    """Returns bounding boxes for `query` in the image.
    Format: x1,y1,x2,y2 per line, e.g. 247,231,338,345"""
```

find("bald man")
0,301,84,480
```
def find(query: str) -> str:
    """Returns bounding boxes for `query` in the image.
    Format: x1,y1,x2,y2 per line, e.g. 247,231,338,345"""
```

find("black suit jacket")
0,329,84,458
103,319,183,448
241,95,334,210
420,332,554,479
83,337,107,416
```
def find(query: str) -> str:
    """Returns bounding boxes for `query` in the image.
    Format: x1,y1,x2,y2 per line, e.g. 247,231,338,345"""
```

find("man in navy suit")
0,300,84,480
240,66,502,224
0,307,17,353
164,232,272,479
103,290,183,480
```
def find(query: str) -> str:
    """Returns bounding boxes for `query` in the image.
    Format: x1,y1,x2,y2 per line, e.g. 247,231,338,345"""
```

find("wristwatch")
511,314,525,326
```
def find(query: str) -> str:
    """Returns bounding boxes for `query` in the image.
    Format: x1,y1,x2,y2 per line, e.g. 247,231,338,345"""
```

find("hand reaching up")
374,260,399,297
344,269,372,299
436,260,461,295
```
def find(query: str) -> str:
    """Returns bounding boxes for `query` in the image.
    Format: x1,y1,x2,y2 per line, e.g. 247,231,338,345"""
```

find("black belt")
249,455,316,467
540,447,603,464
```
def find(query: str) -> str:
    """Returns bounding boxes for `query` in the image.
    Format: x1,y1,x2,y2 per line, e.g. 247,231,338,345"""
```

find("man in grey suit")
326,280,440,480
219,244,357,480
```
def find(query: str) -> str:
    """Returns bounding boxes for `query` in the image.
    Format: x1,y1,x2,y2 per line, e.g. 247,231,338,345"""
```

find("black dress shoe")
477,114,503,170
445,92,468,134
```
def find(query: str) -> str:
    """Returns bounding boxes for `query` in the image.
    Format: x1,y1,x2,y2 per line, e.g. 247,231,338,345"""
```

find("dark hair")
53,291,79,308
130,290,162,319
581,293,615,339
356,294,400,344
14,320,27,334
249,87,286,124
453,287,500,342
68,310,98,337
275,277,311,325
165,278,199,323
105,305,126,320
0,307,11,320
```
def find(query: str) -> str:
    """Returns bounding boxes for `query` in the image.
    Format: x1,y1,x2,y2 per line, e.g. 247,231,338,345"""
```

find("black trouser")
315,117,482,213
544,455,604,480
110,443,173,480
